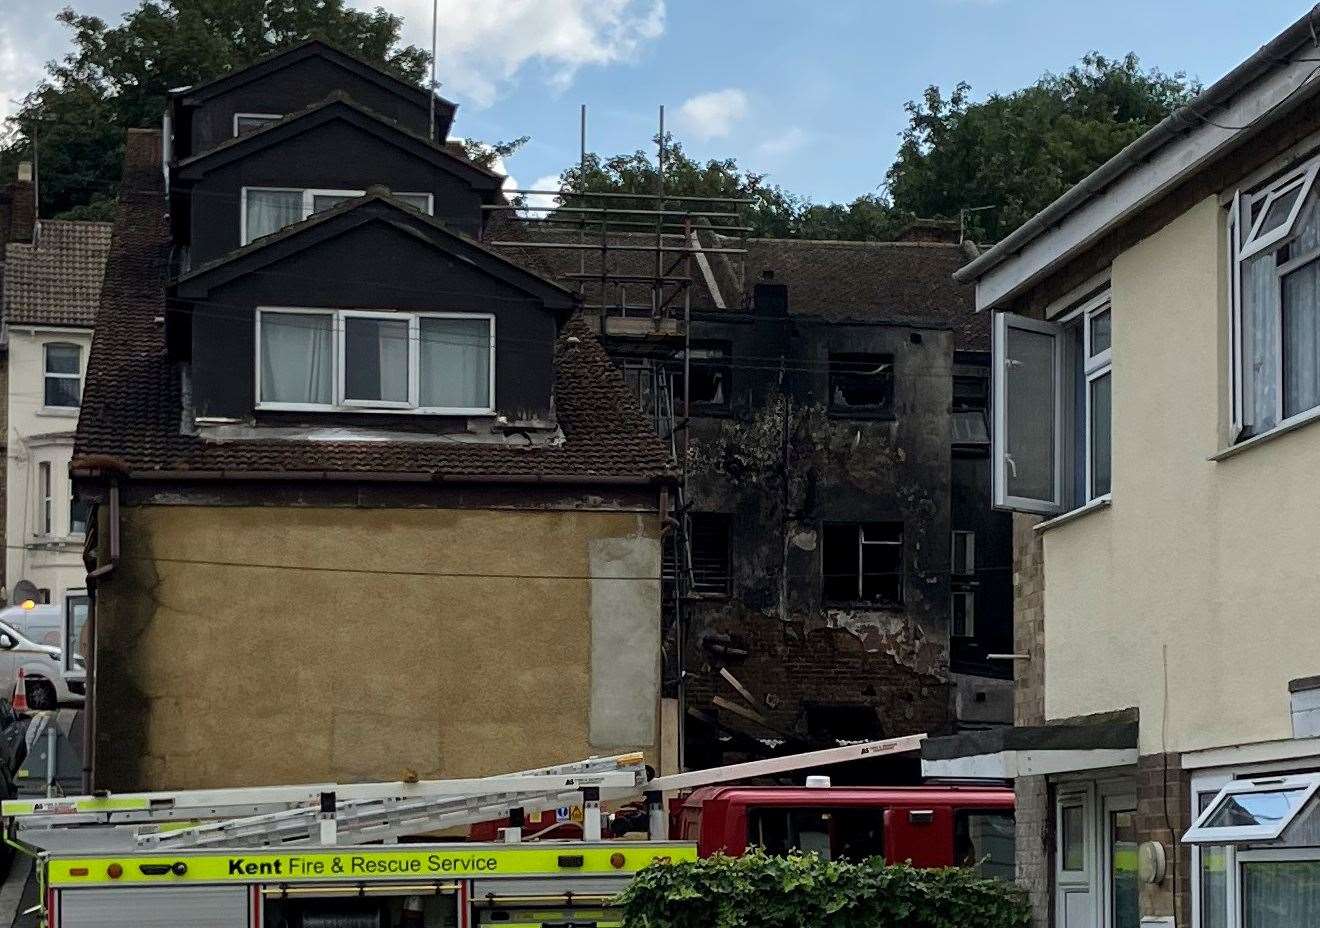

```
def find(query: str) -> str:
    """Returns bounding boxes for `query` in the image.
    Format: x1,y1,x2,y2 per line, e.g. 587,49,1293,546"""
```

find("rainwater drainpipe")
81,480,120,793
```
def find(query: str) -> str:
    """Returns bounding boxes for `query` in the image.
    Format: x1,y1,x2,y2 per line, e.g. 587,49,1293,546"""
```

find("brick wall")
1137,752,1192,928
1012,512,1050,927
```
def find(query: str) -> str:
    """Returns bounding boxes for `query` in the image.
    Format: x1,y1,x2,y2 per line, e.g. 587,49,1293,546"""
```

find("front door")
1056,781,1140,928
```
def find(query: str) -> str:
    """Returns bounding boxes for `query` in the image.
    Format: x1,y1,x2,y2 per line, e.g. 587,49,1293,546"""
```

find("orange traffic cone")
12,668,28,713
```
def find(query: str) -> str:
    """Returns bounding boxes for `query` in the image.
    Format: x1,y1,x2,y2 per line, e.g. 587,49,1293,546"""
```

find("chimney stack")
0,162,36,259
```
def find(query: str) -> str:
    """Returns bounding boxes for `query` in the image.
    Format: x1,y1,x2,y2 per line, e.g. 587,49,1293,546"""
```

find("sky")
0,0,1315,205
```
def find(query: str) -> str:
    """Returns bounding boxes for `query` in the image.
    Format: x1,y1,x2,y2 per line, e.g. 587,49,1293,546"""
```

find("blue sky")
1,1,1314,203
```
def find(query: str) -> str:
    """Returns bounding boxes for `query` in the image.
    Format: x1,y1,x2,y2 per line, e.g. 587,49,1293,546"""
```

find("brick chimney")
894,218,960,244
0,162,36,259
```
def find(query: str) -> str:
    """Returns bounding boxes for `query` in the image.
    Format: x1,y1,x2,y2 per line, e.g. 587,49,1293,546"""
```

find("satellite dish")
11,580,39,607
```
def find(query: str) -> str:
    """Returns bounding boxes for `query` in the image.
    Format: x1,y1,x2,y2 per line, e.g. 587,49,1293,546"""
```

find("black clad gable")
173,196,576,422
175,194,574,307
175,95,500,188
172,40,458,156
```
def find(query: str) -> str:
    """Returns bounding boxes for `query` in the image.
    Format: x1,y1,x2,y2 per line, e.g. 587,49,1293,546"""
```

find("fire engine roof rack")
3,754,648,853
2,735,928,855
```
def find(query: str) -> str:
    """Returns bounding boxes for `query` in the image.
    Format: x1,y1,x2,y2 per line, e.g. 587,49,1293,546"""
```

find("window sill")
36,407,79,418
1033,495,1112,534
824,601,905,611
826,410,897,422
1211,406,1320,461
255,403,496,417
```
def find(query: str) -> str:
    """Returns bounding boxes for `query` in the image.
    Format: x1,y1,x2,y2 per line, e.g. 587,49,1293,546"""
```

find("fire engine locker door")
58,885,250,927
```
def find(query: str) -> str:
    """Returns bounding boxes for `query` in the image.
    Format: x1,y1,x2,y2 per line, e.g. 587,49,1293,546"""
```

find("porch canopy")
921,709,1138,780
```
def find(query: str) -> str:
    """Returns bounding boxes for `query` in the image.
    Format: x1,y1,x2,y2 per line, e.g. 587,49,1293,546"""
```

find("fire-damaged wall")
650,283,958,765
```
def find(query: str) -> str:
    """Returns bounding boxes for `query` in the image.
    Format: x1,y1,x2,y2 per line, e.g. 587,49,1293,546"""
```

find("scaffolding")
480,106,752,771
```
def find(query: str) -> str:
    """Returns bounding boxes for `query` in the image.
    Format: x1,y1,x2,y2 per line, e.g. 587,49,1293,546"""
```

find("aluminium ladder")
3,733,927,855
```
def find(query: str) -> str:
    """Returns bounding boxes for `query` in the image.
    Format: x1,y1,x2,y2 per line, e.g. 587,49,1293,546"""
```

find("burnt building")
495,214,1015,770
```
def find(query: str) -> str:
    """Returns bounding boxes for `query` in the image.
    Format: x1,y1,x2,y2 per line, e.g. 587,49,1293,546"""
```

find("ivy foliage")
617,851,1032,928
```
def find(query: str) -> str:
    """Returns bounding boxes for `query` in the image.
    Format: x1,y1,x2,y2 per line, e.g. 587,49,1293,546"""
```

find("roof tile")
74,134,673,484
3,220,113,328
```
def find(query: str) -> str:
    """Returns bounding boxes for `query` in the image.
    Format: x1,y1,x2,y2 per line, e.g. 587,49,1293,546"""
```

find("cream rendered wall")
1041,195,1320,755
4,327,93,608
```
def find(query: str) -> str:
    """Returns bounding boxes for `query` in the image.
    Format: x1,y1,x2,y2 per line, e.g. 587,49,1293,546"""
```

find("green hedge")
618,851,1032,928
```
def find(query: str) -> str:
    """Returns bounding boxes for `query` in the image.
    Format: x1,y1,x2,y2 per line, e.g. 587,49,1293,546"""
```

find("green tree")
553,136,799,238
886,52,1200,243
1,0,431,219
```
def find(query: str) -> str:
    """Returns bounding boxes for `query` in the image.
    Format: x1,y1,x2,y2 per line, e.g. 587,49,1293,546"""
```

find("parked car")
0,621,83,709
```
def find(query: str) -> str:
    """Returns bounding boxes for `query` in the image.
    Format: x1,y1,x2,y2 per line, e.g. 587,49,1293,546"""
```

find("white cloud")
0,28,41,126
520,173,566,216
756,126,809,159
673,88,749,141
366,0,666,109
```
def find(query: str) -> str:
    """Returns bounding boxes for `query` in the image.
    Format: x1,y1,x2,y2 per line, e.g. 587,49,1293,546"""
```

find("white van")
0,600,88,699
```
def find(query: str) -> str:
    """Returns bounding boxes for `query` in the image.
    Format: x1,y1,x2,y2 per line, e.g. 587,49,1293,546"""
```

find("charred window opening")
673,344,731,415
829,353,894,416
664,513,732,598
953,374,988,410
822,522,903,605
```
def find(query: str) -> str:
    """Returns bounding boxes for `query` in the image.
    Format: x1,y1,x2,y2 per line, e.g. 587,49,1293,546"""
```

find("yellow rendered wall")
1042,196,1320,754
93,504,662,790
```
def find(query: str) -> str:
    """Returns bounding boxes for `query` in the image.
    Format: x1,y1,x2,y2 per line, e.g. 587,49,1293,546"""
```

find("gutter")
69,468,677,487
954,4,1320,286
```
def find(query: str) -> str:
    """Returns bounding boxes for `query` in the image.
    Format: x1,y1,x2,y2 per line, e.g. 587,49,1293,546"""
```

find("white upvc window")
43,342,82,409
241,188,435,244
255,308,495,415
1227,152,1320,444
1190,765,1320,928
992,289,1112,515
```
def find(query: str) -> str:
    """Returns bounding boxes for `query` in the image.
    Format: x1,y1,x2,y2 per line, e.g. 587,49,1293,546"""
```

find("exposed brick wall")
1012,512,1045,726
1137,752,1192,928
1015,775,1051,928
683,614,950,763
1012,512,1050,927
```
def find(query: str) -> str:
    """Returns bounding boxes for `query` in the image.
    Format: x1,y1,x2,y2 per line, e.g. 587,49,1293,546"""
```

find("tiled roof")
490,224,986,351
3,220,113,328
742,238,987,352
74,131,674,484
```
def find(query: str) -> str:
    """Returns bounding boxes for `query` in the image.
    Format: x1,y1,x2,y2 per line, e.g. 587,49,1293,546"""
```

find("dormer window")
242,188,434,244
233,113,282,137
255,308,494,414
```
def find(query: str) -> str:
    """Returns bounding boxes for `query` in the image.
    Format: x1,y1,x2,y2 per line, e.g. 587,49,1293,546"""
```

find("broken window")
829,353,894,416
672,344,731,415
952,372,991,446
663,513,731,597
822,522,903,605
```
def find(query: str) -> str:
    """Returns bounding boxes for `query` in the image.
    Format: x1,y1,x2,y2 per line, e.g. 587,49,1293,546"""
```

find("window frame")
993,290,1112,516
1227,153,1320,445
240,187,435,245
821,521,904,607
254,307,496,416
951,590,976,638
42,341,82,410
232,112,283,137
37,461,52,536
1082,299,1113,501
1183,773,1320,846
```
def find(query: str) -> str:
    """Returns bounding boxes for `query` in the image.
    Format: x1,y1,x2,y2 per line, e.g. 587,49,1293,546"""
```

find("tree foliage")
552,136,911,241
886,52,1200,242
1,0,431,219
618,850,1032,928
